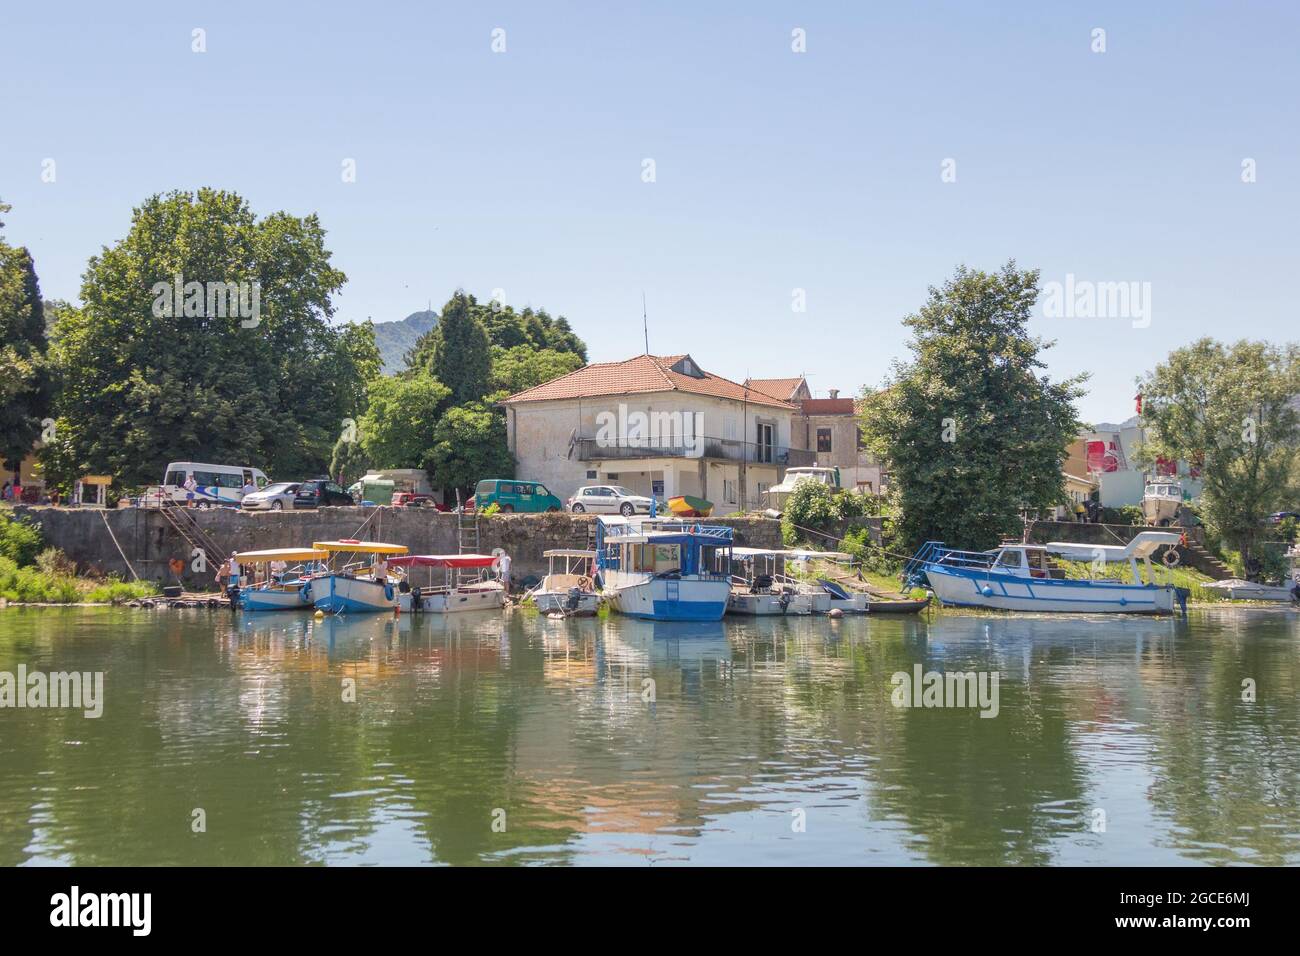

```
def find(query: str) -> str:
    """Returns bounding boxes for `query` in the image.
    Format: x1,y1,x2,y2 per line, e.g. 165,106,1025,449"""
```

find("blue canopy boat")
596,518,733,621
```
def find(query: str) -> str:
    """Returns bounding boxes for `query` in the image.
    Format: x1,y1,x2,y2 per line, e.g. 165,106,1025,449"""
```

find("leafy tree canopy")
427,400,514,499
490,345,584,394
0,198,53,472
405,292,587,374
46,188,373,486
1137,338,1300,562
357,373,451,472
859,262,1085,551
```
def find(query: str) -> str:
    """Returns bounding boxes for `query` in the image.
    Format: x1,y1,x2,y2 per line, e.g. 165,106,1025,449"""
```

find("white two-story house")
502,353,809,515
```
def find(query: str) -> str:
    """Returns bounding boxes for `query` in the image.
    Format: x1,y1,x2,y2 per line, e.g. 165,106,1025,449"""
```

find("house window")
817,428,833,453
723,417,737,440
755,422,773,463
586,470,597,480
724,480,737,504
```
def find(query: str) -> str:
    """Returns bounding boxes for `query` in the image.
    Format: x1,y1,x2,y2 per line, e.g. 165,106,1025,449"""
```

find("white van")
147,462,269,508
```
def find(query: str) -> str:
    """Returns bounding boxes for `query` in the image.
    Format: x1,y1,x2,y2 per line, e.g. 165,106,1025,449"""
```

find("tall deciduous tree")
357,373,451,471
0,199,53,481
47,189,372,485
405,294,587,373
1137,338,1300,566
427,401,514,500
859,262,1085,550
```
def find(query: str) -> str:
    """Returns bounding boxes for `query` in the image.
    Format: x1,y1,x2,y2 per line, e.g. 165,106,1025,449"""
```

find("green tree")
405,295,587,373
48,189,368,485
329,436,370,487
1137,338,1300,566
427,400,514,499
490,345,584,394
0,200,52,480
427,292,492,406
357,373,451,471
859,262,1085,551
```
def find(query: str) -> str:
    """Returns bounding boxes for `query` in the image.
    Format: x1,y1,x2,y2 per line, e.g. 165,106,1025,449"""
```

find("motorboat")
308,540,409,613
387,553,505,612
905,531,1189,614
528,549,600,616
722,547,816,615
231,547,327,611
1141,479,1185,526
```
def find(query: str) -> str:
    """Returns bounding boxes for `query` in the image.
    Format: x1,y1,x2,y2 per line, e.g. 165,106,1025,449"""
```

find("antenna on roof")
642,292,649,355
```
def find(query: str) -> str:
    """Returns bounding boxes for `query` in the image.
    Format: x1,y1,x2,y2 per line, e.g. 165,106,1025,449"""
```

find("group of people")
1,480,23,502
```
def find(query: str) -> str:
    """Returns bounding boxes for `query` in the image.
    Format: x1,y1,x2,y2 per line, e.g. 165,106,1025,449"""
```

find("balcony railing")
573,437,816,467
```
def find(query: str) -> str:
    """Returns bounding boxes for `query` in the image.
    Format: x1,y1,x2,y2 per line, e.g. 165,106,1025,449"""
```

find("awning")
234,548,329,563
387,554,497,569
312,541,410,555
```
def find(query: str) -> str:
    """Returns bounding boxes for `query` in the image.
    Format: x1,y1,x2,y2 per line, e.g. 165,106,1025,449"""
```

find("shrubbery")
0,510,43,565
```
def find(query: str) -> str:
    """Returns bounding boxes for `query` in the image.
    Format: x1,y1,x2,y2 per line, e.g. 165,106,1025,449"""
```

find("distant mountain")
1091,416,1140,432
371,309,438,375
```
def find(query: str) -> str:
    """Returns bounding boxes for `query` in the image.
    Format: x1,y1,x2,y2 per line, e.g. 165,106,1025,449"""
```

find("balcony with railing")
573,436,816,467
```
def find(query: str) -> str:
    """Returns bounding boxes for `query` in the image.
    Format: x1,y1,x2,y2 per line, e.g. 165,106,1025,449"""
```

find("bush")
35,547,77,577
0,511,44,566
84,580,158,603
0,558,80,603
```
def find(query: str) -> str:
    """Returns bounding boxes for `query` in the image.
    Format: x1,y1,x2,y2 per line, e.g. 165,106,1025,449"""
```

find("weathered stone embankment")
13,506,797,588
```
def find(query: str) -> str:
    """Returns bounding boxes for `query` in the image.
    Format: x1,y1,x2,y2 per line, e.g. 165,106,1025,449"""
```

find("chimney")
829,389,839,399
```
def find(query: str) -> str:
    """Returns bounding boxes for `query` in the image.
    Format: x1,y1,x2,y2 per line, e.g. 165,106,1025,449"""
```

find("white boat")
309,540,410,613
722,547,834,615
388,554,506,613
906,531,1189,614
529,550,601,616
1141,479,1185,526
596,519,733,621
1201,578,1300,602
232,547,328,611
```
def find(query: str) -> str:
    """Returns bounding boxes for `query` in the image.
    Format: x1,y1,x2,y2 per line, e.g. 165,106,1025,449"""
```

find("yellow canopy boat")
311,541,410,555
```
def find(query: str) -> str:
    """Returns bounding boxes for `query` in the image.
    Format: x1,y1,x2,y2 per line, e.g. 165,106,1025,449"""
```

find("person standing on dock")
184,474,198,507
497,551,512,595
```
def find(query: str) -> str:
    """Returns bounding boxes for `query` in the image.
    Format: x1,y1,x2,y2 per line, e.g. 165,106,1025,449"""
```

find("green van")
470,479,563,513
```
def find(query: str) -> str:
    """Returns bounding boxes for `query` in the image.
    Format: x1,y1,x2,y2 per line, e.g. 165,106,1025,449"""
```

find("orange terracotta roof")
503,354,797,409
744,376,806,402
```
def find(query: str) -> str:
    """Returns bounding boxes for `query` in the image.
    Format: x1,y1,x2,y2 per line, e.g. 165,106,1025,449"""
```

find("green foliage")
0,510,44,565
406,295,587,373
0,555,78,603
427,400,514,497
46,188,370,485
0,202,53,469
1137,338,1300,564
780,482,879,546
357,373,451,472
859,262,1086,551
329,436,370,487
490,345,584,394
421,292,492,406
83,580,159,603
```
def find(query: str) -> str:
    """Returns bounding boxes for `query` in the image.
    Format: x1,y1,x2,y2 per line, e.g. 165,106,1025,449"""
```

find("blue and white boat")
233,547,327,611
308,540,410,614
596,518,733,621
904,531,1189,615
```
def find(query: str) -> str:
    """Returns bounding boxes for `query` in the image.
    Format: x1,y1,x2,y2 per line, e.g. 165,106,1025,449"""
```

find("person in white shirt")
497,552,512,595
372,556,389,582
241,480,256,501
183,475,198,507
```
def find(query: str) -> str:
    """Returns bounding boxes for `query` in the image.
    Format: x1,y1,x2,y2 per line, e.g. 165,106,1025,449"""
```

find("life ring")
577,575,594,591
340,538,361,545
1162,548,1181,568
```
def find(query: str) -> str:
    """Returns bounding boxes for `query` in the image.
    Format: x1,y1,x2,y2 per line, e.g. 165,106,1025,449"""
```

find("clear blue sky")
3,1,1297,423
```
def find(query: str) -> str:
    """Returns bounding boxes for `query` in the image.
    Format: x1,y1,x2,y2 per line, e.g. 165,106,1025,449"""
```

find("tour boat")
528,549,600,616
596,518,733,621
232,547,327,611
905,531,1189,614
387,554,506,613
308,540,410,613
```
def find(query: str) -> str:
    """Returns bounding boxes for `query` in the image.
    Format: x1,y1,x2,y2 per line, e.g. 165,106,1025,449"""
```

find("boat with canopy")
308,540,410,613
596,518,733,621
386,554,505,613
720,547,829,615
231,547,328,611
528,550,600,616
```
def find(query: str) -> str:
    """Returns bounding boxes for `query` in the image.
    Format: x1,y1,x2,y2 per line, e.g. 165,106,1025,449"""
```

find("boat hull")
826,592,870,613
399,583,506,613
727,591,813,615
239,585,311,611
924,563,1176,614
603,573,729,621
310,574,397,613
533,590,600,615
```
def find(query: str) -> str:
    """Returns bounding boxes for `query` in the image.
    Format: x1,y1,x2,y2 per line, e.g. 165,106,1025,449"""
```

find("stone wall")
13,506,786,588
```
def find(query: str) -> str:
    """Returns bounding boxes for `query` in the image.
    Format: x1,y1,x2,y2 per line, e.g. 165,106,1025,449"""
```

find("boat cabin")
990,545,1066,580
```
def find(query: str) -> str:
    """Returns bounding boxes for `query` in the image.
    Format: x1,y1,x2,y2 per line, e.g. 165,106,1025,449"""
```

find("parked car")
293,479,354,509
241,482,300,511
567,485,657,517
467,479,563,513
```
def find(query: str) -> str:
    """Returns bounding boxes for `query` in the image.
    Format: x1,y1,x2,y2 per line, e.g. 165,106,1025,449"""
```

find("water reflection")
0,606,1297,865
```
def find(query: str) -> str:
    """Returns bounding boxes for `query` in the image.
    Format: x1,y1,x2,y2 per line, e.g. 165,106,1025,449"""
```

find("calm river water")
1,605,1297,866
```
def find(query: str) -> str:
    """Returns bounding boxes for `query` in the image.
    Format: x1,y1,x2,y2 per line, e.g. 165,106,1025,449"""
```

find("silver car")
567,485,657,516
240,481,300,511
